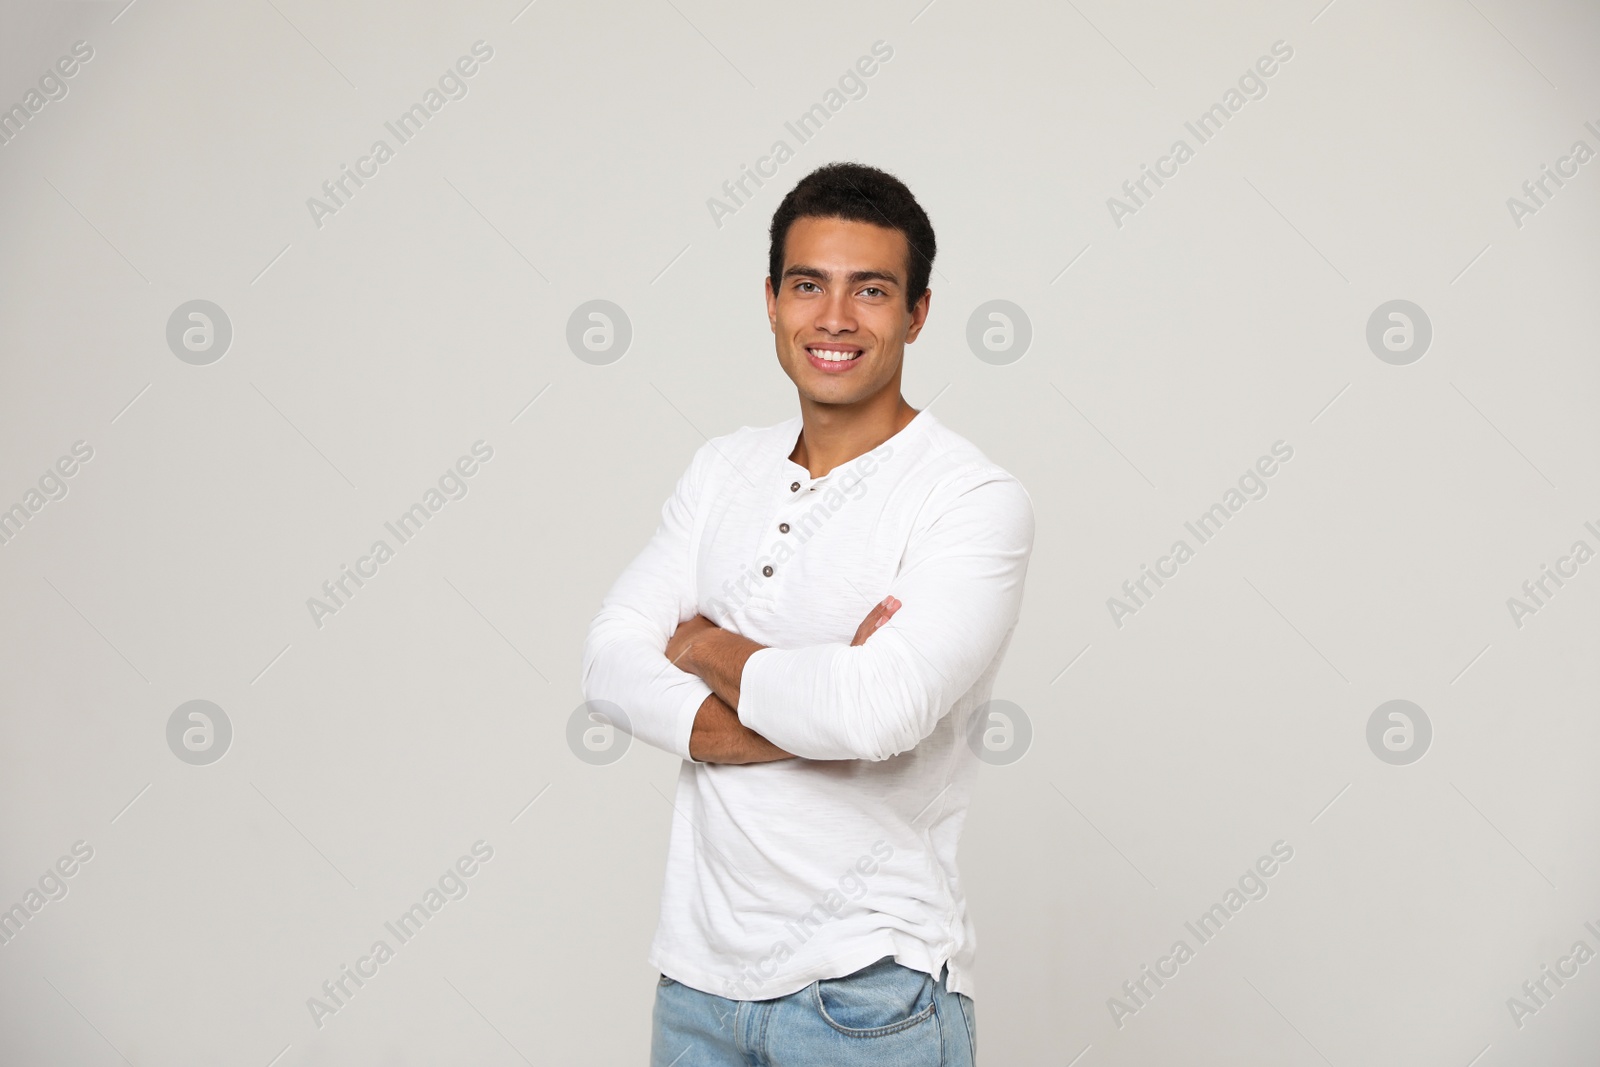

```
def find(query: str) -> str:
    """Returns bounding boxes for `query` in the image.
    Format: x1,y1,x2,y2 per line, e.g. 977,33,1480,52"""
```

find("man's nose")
814,292,857,334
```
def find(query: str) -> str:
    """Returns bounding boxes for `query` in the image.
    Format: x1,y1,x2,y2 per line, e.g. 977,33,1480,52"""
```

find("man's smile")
804,343,864,372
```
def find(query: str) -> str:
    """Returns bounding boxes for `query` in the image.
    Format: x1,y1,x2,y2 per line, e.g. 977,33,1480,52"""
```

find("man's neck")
789,393,919,479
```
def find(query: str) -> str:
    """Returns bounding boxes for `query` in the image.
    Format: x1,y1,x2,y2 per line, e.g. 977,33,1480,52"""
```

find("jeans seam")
959,994,976,1062
936,991,950,1067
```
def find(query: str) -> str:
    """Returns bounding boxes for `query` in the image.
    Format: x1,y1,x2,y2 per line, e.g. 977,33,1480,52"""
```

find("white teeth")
809,348,859,362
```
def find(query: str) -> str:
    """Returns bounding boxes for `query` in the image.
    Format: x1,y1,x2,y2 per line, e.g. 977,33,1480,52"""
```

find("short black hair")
768,162,936,312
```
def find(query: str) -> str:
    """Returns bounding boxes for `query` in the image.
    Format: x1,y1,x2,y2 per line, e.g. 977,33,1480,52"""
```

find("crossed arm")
667,597,901,764
579,442,1033,767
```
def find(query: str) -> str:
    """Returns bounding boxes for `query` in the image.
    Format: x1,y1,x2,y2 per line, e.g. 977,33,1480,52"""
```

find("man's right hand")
690,596,903,764
850,596,901,646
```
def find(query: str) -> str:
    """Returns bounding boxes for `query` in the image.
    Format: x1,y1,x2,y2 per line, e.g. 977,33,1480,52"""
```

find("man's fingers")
850,604,882,646
851,596,901,646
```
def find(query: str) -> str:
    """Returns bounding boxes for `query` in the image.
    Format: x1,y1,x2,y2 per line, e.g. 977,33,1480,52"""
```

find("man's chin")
797,382,874,408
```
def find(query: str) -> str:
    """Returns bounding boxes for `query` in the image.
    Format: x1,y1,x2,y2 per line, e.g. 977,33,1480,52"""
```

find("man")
581,162,1035,1065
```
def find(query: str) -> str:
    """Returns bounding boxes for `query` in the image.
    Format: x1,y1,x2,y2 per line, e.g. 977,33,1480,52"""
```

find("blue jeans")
651,955,976,1066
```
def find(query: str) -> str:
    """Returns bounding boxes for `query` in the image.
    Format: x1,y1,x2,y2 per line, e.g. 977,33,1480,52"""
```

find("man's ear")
904,288,932,343
765,276,779,332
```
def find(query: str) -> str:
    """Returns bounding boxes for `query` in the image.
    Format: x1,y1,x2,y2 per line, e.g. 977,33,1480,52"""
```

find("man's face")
766,216,930,408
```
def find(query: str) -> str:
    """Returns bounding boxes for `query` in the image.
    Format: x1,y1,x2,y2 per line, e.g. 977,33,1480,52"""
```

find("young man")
581,162,1035,1065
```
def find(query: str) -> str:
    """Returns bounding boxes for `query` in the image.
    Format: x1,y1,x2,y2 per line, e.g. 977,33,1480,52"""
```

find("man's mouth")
800,350,864,371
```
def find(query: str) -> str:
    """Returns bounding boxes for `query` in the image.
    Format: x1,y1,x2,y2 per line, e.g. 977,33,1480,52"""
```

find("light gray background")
2,0,1597,1064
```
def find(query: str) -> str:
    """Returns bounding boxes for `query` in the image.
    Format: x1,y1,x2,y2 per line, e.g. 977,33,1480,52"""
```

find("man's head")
766,163,936,409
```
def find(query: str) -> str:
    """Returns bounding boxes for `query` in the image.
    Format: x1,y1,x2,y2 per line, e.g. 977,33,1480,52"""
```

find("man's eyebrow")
781,265,902,287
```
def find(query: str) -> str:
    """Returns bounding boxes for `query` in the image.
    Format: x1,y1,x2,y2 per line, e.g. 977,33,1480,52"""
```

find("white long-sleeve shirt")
580,408,1035,1001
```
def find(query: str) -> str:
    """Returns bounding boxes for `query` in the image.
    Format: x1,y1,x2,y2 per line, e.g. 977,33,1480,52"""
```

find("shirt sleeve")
736,465,1036,762
580,442,718,764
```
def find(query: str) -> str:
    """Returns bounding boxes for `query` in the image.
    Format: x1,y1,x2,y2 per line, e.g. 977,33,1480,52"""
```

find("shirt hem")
651,930,974,1002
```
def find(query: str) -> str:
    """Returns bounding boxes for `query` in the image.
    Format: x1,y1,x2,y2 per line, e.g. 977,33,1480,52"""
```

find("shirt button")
790,481,801,492
762,565,774,577
778,523,789,534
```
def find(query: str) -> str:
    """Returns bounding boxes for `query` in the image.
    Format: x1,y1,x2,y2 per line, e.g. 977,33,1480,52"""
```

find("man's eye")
861,287,885,297
796,281,820,292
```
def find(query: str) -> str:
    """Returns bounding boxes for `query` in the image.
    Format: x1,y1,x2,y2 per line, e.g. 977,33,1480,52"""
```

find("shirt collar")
780,407,934,485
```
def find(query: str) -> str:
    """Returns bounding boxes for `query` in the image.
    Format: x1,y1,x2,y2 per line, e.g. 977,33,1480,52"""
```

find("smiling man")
581,162,1035,1065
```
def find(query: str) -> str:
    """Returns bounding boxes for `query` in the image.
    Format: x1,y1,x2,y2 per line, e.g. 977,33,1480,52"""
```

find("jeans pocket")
658,973,676,988
810,956,937,1037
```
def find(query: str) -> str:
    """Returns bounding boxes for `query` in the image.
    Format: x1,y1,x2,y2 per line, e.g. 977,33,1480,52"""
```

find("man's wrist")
689,691,793,764
683,626,764,710
680,627,711,678
678,633,704,675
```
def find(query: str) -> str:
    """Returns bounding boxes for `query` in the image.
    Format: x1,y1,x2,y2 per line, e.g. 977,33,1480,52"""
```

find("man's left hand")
666,614,719,670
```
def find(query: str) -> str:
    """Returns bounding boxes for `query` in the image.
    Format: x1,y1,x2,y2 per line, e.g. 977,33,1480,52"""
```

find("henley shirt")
580,407,1035,1002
